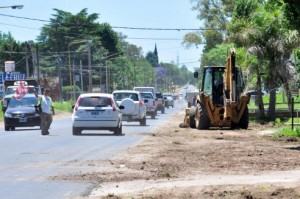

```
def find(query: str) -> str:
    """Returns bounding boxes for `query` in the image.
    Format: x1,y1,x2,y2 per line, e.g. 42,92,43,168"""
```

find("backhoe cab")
185,48,249,129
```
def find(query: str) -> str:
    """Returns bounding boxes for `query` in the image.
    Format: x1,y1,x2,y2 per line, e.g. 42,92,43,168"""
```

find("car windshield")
79,96,112,107
156,93,163,98
141,93,153,99
6,86,35,95
8,97,38,108
113,93,138,101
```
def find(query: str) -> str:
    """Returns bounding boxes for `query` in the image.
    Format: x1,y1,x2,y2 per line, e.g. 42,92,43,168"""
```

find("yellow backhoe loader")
183,48,249,129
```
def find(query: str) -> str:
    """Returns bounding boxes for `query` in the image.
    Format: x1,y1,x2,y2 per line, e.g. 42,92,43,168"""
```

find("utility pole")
25,42,29,78
73,59,76,101
80,60,83,92
36,44,40,84
87,41,92,92
56,56,62,102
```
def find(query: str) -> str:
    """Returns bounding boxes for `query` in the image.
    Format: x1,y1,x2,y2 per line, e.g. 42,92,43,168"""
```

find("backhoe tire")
189,107,196,129
239,106,249,129
197,103,210,130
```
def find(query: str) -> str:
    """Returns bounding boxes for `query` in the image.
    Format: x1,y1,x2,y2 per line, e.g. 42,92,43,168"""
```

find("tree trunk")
267,56,278,122
268,87,277,121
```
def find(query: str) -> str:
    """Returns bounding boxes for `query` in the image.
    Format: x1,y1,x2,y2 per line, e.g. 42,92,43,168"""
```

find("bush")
278,127,300,137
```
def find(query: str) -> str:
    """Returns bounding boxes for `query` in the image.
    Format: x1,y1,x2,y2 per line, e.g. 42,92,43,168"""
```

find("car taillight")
74,97,81,111
139,100,143,107
110,97,117,111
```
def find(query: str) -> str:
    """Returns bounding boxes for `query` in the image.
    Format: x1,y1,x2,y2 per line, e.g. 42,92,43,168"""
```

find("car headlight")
4,112,12,118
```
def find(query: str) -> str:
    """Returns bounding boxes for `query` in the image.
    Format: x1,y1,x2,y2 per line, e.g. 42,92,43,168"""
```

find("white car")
164,95,174,108
140,92,157,119
112,90,147,126
72,93,123,135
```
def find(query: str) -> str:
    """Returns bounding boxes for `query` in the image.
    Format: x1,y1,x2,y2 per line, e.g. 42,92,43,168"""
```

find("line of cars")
71,87,176,136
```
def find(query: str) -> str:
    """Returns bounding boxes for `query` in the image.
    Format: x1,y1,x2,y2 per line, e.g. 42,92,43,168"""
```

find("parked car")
155,92,165,114
140,92,157,119
4,94,41,131
72,93,123,135
112,90,147,126
163,95,174,108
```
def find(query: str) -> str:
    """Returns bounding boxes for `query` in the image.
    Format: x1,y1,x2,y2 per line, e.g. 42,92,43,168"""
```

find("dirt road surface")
52,111,300,199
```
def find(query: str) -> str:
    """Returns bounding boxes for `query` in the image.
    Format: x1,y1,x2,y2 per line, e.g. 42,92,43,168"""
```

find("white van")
133,87,156,98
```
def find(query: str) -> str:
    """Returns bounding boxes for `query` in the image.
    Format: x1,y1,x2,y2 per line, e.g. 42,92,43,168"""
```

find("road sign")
0,73,26,84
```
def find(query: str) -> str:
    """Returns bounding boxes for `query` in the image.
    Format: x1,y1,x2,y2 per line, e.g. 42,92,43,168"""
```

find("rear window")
141,93,153,99
156,93,163,98
79,96,112,107
113,93,139,101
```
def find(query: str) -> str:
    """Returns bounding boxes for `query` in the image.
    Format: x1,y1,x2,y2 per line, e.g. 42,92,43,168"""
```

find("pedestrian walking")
34,88,55,135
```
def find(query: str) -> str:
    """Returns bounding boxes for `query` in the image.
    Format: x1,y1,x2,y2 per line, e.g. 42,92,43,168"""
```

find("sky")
0,0,203,71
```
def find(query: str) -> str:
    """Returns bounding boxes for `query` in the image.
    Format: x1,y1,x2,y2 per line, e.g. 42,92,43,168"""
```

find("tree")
283,0,300,30
37,8,121,87
228,0,300,121
184,0,235,52
201,43,235,66
146,51,159,68
0,32,28,75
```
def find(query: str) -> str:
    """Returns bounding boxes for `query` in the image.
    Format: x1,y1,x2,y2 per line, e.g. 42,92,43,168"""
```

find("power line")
0,13,218,31
0,22,40,30
127,37,183,41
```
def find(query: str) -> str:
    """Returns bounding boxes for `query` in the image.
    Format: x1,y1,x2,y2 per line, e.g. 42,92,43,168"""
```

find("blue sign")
0,73,26,84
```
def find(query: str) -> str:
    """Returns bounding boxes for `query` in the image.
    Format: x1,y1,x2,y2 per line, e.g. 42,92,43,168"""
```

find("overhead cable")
0,13,219,31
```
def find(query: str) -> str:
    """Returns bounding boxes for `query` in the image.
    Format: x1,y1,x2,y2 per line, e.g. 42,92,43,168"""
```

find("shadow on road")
78,133,125,136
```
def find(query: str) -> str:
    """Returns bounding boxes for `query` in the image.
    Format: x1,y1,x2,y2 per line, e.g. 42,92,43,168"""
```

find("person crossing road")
34,88,55,135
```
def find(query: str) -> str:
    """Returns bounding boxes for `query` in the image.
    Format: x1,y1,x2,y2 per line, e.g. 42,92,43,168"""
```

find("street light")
103,53,122,93
0,5,23,9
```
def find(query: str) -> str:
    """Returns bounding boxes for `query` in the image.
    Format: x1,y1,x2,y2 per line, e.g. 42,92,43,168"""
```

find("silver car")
72,93,123,135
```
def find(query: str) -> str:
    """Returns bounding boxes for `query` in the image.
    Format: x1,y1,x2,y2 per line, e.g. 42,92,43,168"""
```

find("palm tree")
228,0,300,121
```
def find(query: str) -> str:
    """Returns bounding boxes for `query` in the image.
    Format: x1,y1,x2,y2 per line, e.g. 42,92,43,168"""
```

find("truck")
183,48,249,129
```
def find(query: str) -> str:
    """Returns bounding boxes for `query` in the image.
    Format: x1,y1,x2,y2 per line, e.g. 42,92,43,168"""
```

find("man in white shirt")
34,88,55,135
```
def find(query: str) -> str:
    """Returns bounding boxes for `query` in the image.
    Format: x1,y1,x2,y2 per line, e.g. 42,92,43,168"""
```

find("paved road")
0,97,187,199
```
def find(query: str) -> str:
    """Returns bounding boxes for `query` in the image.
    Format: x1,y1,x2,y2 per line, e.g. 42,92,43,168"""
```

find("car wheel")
151,112,155,119
5,126,10,131
140,116,146,126
72,127,81,135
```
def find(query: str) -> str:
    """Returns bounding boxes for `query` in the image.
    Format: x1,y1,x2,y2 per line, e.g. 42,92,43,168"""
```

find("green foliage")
278,127,300,137
37,8,121,86
53,100,74,113
182,32,202,48
146,51,159,68
202,29,223,53
201,43,235,66
0,33,28,74
283,0,300,30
